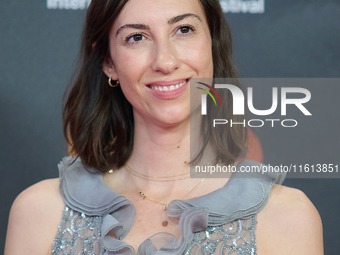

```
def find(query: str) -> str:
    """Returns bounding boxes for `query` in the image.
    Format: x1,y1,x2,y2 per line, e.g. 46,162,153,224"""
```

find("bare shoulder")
256,184,324,255
5,178,65,255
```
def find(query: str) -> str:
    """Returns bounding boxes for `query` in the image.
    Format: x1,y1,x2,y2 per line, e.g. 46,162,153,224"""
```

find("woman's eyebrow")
168,13,202,25
116,24,150,36
116,13,201,36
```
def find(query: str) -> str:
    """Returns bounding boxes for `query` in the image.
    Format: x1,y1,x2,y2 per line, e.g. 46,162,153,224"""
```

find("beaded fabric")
52,207,102,255
184,215,257,255
54,157,285,255
52,206,256,255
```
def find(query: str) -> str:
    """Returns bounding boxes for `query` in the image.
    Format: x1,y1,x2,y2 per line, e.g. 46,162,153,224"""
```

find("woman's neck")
129,117,192,177
102,110,230,205
127,108,213,177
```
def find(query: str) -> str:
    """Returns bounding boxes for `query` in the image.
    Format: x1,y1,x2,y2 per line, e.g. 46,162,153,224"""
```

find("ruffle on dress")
58,157,285,255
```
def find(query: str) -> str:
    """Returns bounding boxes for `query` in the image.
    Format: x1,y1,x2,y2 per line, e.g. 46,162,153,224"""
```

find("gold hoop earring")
108,77,119,88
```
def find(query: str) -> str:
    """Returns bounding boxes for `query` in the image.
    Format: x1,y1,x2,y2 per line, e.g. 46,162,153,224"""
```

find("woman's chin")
147,111,190,129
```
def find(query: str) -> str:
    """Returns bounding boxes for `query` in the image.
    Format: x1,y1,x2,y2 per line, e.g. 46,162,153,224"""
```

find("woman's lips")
147,79,189,99
149,80,187,91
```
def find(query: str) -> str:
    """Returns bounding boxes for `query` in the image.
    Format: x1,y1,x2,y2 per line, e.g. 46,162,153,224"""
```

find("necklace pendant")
162,220,168,227
139,191,146,199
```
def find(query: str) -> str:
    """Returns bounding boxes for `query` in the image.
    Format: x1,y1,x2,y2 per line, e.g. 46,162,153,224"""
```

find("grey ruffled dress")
52,157,285,255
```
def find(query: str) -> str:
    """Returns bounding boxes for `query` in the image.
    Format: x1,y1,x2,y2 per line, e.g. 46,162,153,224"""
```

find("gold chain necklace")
124,166,209,211
108,161,214,227
123,160,214,182
124,163,191,182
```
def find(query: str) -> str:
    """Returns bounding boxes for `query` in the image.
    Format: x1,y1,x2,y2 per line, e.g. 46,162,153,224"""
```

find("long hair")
63,0,246,172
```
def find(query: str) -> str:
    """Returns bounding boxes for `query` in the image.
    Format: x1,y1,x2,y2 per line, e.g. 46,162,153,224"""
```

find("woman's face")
103,0,213,127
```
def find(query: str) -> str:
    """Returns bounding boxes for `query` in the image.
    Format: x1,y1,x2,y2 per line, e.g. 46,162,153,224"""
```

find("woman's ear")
102,56,119,80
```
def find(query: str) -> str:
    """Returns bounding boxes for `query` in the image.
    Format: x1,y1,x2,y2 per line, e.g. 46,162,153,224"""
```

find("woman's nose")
151,40,180,74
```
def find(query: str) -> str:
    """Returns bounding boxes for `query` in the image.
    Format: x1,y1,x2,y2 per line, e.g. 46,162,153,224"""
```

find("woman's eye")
177,26,195,34
126,34,145,44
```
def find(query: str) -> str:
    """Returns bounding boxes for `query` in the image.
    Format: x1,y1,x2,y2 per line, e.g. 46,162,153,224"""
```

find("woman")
5,0,323,254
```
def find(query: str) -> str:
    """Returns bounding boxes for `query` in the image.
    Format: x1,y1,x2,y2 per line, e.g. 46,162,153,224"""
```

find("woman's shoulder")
11,178,65,210
10,178,65,215
5,178,65,255
256,184,323,255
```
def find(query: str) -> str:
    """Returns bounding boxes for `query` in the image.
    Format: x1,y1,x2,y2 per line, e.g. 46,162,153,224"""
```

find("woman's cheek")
181,40,212,72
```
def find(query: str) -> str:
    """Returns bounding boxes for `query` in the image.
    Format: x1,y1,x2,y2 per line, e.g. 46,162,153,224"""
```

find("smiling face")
103,0,214,127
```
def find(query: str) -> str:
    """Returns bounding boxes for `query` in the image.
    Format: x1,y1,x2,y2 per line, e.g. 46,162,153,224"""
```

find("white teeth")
150,80,187,91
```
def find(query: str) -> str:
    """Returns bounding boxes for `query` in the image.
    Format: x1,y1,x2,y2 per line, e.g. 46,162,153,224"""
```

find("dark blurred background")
1,0,339,253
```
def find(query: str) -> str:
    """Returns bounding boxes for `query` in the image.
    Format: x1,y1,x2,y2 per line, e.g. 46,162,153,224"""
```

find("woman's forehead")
111,0,205,29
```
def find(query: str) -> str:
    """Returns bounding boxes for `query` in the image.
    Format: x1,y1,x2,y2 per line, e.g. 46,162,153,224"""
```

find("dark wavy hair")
63,0,246,172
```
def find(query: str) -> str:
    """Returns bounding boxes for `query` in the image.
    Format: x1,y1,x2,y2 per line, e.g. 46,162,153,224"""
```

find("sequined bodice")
185,216,256,255
52,207,257,255
52,207,102,254
52,157,285,255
